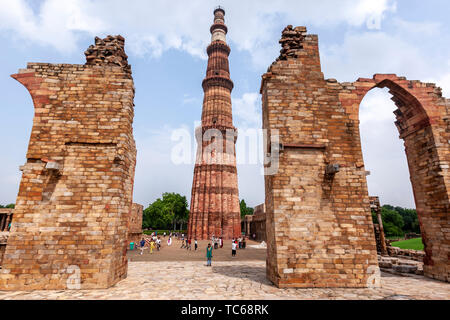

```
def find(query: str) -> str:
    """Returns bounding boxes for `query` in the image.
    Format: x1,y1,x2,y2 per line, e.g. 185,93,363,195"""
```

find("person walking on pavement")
139,237,146,255
206,243,213,266
232,240,237,257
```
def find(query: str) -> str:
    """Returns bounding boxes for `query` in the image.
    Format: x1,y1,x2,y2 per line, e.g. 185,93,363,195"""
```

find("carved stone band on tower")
188,7,241,240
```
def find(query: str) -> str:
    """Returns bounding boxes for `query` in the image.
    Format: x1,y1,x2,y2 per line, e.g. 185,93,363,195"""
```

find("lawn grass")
391,238,424,251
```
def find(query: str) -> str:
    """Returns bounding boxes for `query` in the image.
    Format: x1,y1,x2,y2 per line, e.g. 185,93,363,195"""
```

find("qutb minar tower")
188,7,241,240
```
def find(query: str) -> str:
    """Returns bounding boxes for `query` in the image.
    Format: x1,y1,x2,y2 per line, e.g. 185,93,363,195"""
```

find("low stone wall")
387,246,425,262
378,255,424,276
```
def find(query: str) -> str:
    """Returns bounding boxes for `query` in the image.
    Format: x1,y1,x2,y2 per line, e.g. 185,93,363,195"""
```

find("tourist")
195,239,198,251
139,237,146,255
238,237,242,249
156,237,161,251
206,243,213,266
150,240,155,254
252,233,256,240
232,240,237,257
163,232,166,238
220,237,223,248
242,237,246,249
187,238,192,251
167,236,172,246
180,238,185,249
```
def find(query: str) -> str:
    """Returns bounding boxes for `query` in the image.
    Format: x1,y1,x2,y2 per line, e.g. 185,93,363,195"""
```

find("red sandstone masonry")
261,26,449,287
339,75,449,282
261,26,381,288
188,8,241,240
127,203,143,245
0,36,137,290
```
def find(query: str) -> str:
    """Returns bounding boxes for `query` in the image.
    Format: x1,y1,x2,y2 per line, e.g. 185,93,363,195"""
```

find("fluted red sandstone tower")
188,7,241,240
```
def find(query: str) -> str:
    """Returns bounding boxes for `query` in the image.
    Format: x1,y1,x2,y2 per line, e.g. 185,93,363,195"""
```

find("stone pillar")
247,221,251,236
0,215,5,232
377,211,388,256
261,26,379,288
5,215,12,232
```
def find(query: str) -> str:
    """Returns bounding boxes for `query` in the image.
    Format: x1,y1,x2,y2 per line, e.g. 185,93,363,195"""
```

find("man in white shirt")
232,241,237,257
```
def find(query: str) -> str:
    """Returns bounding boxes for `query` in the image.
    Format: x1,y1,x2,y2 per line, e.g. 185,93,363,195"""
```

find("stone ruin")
0,23,448,291
0,36,137,290
243,204,266,242
128,203,143,245
261,26,449,287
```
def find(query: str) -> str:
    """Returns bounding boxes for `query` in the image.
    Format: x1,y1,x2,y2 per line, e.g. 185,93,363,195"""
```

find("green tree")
142,193,189,231
0,204,15,209
393,206,420,234
240,199,254,219
381,205,405,237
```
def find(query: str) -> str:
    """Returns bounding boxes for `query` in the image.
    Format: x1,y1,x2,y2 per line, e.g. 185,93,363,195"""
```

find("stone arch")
340,74,450,282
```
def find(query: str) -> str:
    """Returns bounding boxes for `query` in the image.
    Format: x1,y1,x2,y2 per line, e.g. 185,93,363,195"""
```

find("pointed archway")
341,74,450,282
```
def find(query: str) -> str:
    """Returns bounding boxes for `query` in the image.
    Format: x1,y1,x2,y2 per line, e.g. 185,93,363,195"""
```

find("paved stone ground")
0,239,448,300
128,239,266,262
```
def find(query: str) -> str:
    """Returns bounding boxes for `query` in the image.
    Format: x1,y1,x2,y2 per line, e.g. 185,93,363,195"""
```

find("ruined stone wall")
252,204,266,242
128,203,143,245
0,36,137,290
262,25,449,287
261,26,379,288
339,75,449,282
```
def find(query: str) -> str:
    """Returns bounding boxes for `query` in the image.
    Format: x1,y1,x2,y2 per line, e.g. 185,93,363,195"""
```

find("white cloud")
0,0,397,63
0,0,105,53
321,16,450,83
133,123,196,205
232,93,261,128
322,31,434,81
359,89,415,208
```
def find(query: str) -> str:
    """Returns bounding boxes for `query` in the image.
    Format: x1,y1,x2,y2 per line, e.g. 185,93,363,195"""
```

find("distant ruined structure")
188,7,241,240
0,35,137,290
261,25,449,287
242,204,266,242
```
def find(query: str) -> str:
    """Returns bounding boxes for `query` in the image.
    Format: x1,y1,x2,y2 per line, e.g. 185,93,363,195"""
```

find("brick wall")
261,26,381,288
128,203,143,245
261,25,449,287
0,36,137,290
339,75,450,282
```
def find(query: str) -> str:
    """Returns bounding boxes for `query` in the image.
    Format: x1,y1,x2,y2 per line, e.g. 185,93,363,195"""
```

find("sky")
0,0,449,209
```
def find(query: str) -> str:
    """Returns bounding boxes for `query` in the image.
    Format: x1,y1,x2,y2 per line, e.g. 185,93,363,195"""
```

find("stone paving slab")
0,261,449,300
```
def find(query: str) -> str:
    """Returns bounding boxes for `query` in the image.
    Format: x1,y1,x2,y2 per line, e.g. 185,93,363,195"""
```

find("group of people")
136,232,250,267
138,233,162,255
180,236,198,251
205,236,248,266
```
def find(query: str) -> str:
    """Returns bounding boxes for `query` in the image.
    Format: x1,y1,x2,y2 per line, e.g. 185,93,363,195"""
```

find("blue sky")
1,0,449,209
